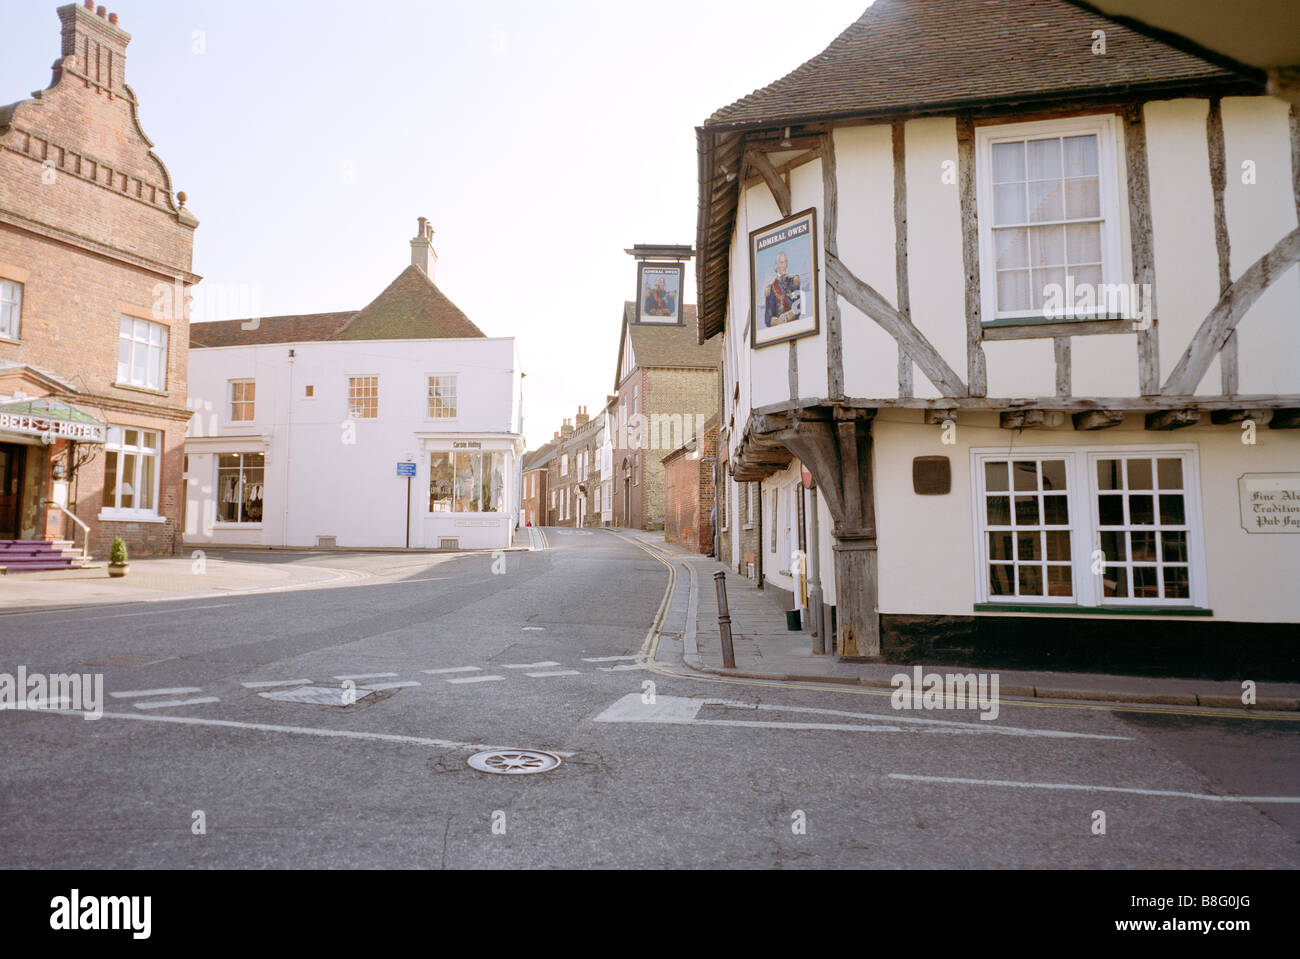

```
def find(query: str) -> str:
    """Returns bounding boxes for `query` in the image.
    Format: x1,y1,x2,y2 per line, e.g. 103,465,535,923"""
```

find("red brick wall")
0,3,197,557
663,422,717,554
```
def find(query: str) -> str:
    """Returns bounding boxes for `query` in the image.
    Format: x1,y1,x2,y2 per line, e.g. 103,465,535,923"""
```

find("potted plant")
108,537,129,578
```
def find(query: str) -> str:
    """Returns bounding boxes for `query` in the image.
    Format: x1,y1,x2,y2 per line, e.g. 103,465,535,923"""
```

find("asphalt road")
1,530,1297,869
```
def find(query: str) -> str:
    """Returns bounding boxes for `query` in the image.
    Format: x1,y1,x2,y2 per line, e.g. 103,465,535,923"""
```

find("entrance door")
0,444,25,539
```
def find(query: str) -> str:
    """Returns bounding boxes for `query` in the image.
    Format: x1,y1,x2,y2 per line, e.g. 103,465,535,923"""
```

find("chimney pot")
96,6,106,16
410,216,438,280
109,12,119,25
84,1,93,9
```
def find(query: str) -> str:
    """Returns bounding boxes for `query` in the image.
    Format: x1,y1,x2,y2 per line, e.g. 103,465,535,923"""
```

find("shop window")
216,452,264,524
429,450,505,513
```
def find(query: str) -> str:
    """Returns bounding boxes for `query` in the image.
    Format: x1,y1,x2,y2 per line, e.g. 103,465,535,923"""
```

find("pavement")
609,528,1300,714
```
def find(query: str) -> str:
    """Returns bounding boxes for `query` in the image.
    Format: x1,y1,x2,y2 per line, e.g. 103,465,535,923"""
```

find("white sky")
1,0,871,448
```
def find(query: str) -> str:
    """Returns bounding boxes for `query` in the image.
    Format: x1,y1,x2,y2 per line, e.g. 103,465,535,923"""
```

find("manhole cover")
467,749,562,775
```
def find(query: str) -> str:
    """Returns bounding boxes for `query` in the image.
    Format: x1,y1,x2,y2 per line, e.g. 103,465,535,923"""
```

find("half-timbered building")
698,0,1299,675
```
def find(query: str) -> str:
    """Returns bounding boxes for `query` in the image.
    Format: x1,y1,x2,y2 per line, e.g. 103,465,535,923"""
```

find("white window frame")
561,453,569,477
744,482,755,530
117,316,169,391
348,375,379,419
426,374,458,419
970,445,1207,609
975,115,1125,326
0,278,22,340
99,426,163,521
228,379,255,424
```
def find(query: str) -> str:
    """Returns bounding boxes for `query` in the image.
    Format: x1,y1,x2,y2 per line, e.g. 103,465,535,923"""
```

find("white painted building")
185,220,524,551
700,0,1299,676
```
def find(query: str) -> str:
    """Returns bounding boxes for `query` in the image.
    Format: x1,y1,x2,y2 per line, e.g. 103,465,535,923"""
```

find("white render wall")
184,337,524,550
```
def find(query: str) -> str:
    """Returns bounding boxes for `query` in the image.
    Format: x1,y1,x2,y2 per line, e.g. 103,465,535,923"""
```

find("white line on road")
333,673,399,681
525,671,582,679
597,664,648,672
582,656,642,663
503,662,560,669
888,774,1300,803
593,694,1131,740
30,708,575,756
109,687,203,699
422,667,481,675
37,603,239,626
521,627,545,632
241,679,313,689
445,675,505,685
134,697,220,710
368,681,421,690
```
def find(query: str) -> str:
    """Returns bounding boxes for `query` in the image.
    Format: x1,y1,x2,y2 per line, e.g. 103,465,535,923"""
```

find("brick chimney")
575,406,589,427
410,217,438,280
56,2,130,98
561,418,574,439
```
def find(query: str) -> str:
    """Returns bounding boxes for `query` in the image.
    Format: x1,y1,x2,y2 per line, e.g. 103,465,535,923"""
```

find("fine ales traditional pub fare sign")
636,263,685,325
750,208,819,349
1238,473,1300,533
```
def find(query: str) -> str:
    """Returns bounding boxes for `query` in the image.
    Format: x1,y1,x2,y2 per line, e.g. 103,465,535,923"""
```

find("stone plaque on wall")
1238,473,1300,533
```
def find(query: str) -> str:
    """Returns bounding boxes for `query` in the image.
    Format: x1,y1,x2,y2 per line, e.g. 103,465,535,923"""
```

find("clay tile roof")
622,303,718,370
190,266,488,348
331,266,485,341
704,0,1238,129
190,312,356,348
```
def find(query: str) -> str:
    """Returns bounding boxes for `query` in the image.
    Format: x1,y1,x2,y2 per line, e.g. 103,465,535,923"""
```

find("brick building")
663,415,718,553
543,407,603,527
0,2,199,562
521,441,554,527
611,302,718,530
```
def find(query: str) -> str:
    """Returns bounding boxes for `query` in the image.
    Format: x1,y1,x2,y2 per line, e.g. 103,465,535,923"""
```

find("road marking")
29,707,575,756
134,697,220,711
422,667,481,675
38,603,239,626
525,670,582,679
888,774,1300,804
445,675,505,685
333,673,399,681
521,627,546,632
597,664,648,672
592,694,1131,740
241,679,312,689
368,681,421,690
109,687,203,699
503,662,560,669
582,656,642,663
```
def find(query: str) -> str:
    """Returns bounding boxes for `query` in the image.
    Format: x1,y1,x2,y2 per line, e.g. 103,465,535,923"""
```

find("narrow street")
2,531,1296,869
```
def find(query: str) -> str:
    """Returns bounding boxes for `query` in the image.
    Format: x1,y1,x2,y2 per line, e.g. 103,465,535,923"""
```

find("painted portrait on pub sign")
750,209,819,349
636,263,684,325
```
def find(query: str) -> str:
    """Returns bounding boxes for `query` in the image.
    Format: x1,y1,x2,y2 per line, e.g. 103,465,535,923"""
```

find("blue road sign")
396,462,417,477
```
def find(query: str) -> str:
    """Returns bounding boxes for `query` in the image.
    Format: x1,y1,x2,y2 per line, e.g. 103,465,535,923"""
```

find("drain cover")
467,749,562,775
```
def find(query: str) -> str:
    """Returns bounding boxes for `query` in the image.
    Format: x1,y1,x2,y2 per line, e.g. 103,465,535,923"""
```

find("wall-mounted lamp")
52,461,67,481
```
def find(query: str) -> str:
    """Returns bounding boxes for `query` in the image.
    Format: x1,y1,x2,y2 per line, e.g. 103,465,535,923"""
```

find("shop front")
422,437,517,551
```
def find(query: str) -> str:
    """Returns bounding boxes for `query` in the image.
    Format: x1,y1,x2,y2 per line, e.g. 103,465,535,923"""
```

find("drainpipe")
808,484,824,654
755,480,763,590
283,348,294,547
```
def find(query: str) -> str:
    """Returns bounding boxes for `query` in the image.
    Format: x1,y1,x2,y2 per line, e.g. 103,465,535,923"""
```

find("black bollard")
713,571,737,669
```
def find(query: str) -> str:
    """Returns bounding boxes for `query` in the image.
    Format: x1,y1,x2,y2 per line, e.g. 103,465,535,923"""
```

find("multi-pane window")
102,427,161,515
216,453,265,524
974,448,1201,607
229,380,255,422
982,458,1073,600
561,454,569,477
427,375,457,418
428,450,506,513
979,117,1119,322
348,376,378,419
118,317,168,390
0,279,22,339
1094,455,1191,601
746,482,755,528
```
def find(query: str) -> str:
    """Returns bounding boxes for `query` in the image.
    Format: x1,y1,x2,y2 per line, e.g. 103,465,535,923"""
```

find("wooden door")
0,444,24,539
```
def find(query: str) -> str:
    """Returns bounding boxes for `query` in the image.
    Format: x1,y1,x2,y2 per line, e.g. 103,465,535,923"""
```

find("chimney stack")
561,418,574,438
410,217,438,280
576,406,589,427
57,2,130,98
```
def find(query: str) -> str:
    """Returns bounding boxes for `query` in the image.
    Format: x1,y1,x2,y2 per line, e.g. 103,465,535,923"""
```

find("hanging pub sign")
750,208,819,349
636,263,684,325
